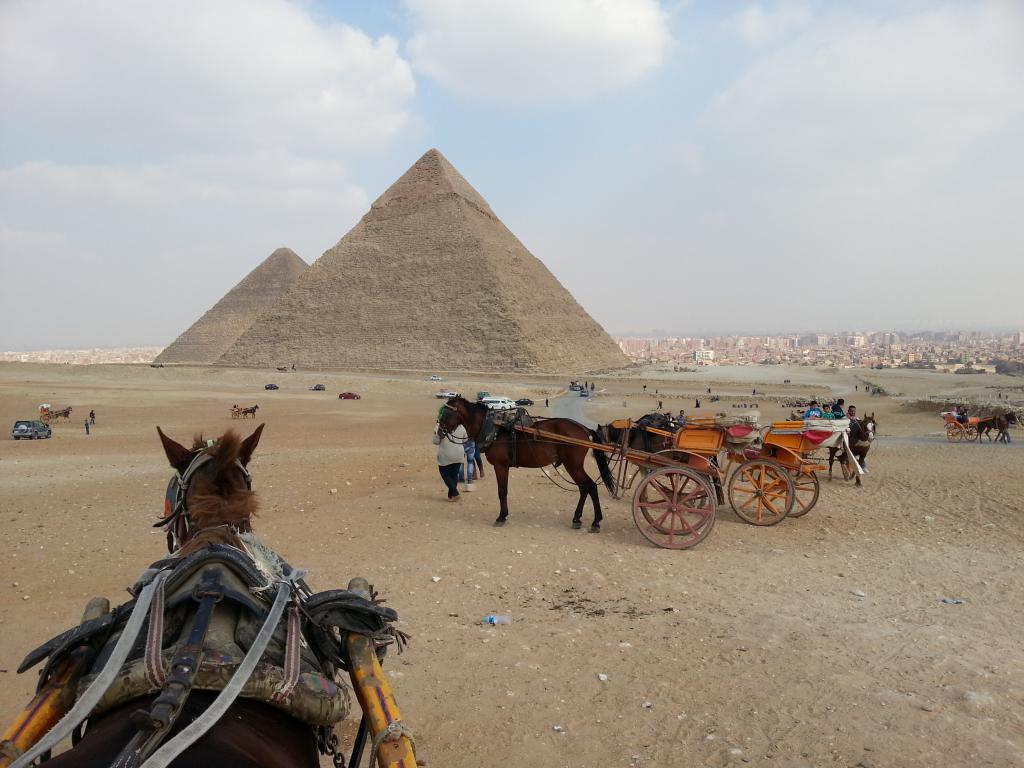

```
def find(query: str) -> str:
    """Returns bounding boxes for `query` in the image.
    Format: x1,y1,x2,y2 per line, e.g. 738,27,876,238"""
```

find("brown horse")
52,406,73,421
11,425,364,768
827,413,877,486
241,404,260,419
979,412,1018,443
441,397,614,531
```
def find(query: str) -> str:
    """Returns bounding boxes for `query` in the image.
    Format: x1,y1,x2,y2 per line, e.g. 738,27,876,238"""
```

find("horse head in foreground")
440,396,614,531
2,425,415,768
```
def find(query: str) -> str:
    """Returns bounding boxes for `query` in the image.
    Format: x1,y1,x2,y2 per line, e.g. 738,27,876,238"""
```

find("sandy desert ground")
0,362,1022,767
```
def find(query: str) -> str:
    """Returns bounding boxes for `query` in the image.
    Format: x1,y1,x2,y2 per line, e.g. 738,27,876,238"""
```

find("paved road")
549,392,595,427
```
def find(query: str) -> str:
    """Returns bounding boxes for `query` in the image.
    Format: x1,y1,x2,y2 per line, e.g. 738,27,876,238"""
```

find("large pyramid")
155,248,307,364
218,149,628,372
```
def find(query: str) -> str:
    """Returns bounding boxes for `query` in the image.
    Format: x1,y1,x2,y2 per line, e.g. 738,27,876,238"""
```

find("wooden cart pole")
0,597,109,767
345,579,417,768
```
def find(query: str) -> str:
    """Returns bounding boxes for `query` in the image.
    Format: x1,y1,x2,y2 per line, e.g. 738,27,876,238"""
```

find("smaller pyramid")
155,248,307,364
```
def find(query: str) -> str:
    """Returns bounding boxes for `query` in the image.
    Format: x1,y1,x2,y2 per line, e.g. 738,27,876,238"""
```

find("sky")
1,0,1022,350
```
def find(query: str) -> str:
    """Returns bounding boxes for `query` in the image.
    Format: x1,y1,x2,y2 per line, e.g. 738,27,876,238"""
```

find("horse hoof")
571,521,582,530
589,524,601,533
493,518,507,527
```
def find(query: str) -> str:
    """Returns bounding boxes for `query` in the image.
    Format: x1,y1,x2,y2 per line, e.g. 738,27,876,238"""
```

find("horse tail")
588,429,616,493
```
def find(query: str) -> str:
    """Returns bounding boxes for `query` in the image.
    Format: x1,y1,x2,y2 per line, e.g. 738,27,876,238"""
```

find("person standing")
459,437,477,491
89,409,96,425
545,398,549,408
84,418,90,436
433,417,467,501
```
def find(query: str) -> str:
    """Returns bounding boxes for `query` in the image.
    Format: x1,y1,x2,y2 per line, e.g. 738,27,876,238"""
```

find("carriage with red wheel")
591,414,848,550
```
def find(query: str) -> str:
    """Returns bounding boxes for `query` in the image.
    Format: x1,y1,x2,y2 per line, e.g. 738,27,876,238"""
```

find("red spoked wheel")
631,466,717,550
787,469,820,518
728,459,794,525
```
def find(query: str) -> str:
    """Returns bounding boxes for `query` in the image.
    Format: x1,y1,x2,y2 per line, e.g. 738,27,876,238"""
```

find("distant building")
694,349,715,362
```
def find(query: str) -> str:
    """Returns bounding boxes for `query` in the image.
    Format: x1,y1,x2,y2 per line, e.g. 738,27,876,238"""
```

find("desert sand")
1,362,1022,767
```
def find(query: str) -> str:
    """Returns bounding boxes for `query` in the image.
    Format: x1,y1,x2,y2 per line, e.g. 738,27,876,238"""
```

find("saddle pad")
802,430,832,445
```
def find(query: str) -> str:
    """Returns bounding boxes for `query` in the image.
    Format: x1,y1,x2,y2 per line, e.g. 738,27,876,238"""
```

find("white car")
429,375,443,381
480,396,516,411
435,390,460,399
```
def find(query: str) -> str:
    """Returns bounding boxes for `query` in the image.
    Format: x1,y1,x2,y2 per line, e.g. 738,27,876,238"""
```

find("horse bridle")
158,447,253,554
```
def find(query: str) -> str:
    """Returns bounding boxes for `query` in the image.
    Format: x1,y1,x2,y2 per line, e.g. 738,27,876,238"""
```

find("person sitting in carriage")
803,400,824,420
832,399,846,418
956,405,969,424
672,409,686,429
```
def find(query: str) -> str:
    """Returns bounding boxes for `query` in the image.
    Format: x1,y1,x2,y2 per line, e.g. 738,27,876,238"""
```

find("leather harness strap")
272,599,302,704
118,570,225,767
139,576,296,768
143,576,168,689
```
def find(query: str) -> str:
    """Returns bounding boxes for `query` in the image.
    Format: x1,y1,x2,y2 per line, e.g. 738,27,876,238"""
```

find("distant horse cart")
43,406,72,422
943,411,1018,443
230,405,260,419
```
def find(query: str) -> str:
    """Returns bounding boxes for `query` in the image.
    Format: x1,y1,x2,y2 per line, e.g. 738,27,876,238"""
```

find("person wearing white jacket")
434,421,468,501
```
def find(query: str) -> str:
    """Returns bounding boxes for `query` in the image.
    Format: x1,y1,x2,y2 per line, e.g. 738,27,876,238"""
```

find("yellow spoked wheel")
946,424,962,442
787,470,820,518
631,466,717,550
728,459,794,525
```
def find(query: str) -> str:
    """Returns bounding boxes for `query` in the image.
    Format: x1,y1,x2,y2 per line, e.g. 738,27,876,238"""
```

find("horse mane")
179,431,257,556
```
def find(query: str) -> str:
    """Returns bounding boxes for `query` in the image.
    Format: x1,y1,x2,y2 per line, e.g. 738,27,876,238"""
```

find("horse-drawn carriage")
942,411,980,442
942,409,1019,443
39,404,72,423
438,397,861,553
593,415,848,549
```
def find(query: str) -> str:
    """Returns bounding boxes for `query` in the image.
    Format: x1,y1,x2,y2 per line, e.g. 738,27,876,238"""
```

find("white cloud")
725,2,812,45
406,0,671,104
0,0,417,348
0,155,371,348
0,0,416,157
685,1,1024,328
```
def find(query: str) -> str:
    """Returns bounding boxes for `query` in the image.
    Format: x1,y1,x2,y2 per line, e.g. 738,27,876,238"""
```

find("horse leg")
564,457,601,532
493,462,510,526
827,448,835,480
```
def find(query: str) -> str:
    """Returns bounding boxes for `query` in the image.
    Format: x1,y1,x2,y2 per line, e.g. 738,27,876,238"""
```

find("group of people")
953,405,970,424
802,399,847,420
433,405,483,501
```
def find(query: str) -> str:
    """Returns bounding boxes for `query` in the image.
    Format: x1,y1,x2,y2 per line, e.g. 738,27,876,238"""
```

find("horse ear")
157,426,192,469
239,423,265,466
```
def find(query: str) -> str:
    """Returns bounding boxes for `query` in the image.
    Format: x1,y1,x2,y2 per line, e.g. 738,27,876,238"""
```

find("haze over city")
2,0,1022,351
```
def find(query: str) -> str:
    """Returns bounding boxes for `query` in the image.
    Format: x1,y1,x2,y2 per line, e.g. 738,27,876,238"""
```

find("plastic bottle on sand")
483,611,512,625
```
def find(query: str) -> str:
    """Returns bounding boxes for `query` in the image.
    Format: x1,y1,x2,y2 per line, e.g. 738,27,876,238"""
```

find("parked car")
429,375,443,381
435,390,460,399
11,420,52,440
480,396,516,411
338,392,361,400
579,390,589,397
310,384,326,391
515,398,535,406
264,383,279,390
